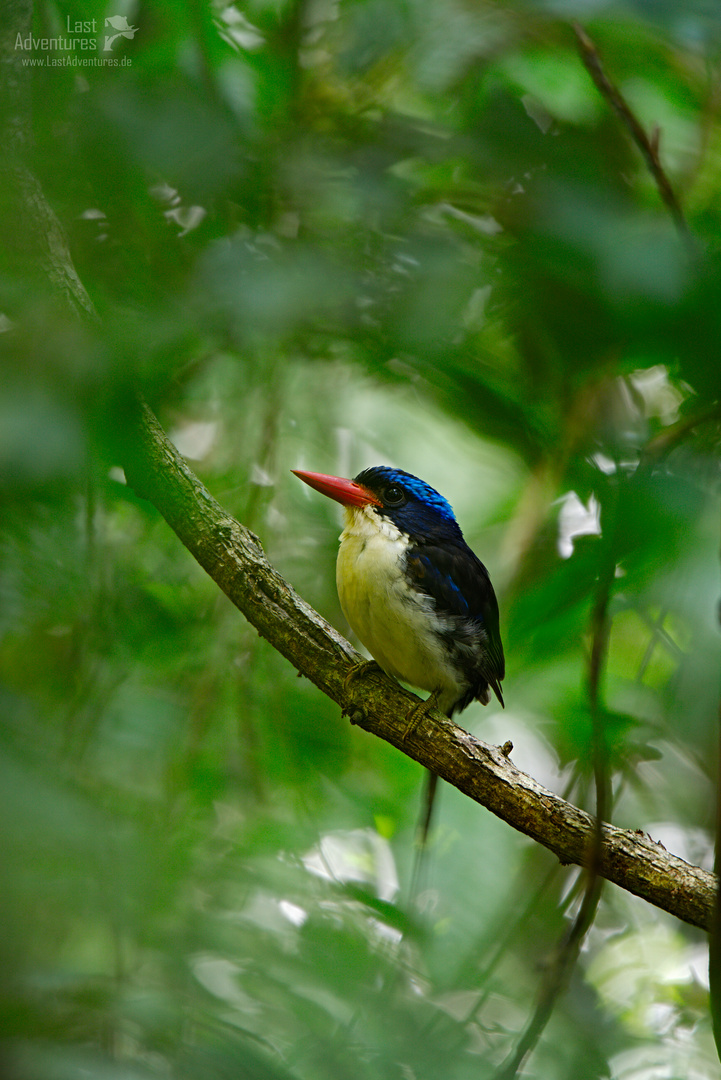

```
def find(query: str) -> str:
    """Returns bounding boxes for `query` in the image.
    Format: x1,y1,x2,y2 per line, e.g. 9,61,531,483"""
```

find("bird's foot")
403,689,440,742
343,659,383,696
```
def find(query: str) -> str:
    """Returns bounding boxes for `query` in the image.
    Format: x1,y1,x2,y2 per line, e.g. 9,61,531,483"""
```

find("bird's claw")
343,659,383,695
403,689,440,741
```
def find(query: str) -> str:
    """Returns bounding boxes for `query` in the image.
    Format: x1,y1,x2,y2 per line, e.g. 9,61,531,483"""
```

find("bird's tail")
410,767,440,906
419,768,439,847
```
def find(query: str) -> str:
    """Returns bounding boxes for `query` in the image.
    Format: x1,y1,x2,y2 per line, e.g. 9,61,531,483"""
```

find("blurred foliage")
2,0,721,1077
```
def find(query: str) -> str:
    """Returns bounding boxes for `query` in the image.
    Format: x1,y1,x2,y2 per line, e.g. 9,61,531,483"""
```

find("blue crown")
355,466,457,523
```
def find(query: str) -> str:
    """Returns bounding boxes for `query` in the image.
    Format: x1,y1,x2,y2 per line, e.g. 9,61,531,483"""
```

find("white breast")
336,505,466,711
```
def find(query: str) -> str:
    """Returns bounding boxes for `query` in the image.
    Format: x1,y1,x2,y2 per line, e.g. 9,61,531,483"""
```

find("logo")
103,15,139,52
15,13,139,65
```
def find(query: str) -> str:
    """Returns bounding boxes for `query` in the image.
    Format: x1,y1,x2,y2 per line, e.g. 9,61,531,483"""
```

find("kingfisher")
293,465,505,840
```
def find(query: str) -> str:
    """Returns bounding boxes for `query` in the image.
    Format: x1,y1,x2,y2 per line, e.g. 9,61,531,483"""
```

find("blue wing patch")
408,554,472,617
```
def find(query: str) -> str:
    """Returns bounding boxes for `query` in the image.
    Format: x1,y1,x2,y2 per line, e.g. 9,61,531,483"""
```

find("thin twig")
638,401,721,474
573,23,692,247
493,873,604,1080
495,494,615,1079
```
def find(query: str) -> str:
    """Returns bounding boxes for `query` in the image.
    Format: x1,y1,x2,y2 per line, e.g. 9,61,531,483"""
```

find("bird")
293,465,505,847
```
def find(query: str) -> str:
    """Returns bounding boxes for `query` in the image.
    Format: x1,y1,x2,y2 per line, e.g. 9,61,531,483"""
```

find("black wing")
404,539,505,706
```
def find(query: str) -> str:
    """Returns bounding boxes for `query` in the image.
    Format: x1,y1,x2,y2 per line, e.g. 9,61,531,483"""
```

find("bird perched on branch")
293,465,505,845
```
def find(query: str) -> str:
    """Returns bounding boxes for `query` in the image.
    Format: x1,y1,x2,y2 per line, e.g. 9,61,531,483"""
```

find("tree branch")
123,396,716,932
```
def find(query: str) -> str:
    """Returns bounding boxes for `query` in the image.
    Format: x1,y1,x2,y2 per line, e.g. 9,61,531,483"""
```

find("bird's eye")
383,484,405,506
